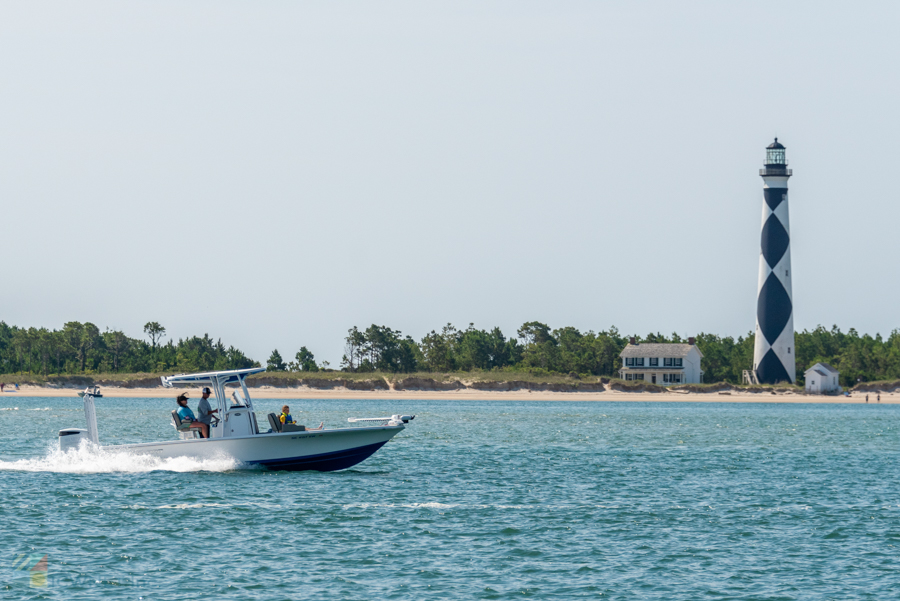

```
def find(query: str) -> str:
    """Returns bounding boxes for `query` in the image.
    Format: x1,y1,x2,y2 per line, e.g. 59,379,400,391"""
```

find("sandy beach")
3,385,898,404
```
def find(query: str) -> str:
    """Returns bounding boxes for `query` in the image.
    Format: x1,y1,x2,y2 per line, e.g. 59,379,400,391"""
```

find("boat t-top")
58,367,414,471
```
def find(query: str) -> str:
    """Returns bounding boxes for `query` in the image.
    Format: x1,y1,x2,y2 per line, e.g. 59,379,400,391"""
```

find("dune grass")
0,369,816,393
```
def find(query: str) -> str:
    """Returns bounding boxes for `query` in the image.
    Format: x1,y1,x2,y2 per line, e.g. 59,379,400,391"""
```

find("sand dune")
4,385,897,403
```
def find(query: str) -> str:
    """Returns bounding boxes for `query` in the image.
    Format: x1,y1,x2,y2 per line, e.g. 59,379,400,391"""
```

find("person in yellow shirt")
280,405,323,430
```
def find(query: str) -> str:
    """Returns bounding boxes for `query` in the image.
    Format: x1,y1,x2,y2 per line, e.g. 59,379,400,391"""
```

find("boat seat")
267,413,282,433
171,410,203,438
283,424,306,432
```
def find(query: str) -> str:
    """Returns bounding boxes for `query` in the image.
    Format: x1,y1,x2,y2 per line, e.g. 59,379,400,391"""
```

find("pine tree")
266,349,287,372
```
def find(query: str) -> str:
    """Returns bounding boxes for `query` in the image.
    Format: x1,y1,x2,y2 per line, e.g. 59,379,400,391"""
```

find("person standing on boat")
176,393,209,438
197,387,218,432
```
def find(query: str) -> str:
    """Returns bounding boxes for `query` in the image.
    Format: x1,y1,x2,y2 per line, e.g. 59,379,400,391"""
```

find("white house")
618,338,704,385
804,362,840,394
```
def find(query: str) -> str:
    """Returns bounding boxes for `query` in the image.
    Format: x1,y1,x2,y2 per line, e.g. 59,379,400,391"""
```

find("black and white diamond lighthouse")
753,138,796,384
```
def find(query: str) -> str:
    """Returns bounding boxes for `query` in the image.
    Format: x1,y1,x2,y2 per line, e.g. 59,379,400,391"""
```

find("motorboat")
57,367,414,471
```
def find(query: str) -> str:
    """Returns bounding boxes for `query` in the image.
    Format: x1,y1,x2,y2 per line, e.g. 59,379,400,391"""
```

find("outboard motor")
59,428,88,451
59,388,101,450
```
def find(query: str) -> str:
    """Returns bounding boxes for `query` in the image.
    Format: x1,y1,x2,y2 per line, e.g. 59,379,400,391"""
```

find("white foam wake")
0,441,240,474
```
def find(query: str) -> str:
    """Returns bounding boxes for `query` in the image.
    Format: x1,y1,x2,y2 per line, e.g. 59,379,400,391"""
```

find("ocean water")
0,397,898,600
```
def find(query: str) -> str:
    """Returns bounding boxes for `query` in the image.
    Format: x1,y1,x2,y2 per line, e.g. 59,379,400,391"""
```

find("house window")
788,347,791,354
674,358,682,367
625,358,634,366
625,373,645,381
665,358,683,367
635,358,644,366
664,358,673,367
649,358,659,366
663,373,681,383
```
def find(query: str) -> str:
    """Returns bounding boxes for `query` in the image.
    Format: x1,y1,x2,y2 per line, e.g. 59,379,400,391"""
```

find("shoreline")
3,385,898,404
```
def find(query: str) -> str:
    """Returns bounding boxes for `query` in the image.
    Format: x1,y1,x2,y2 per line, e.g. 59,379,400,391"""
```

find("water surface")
1,397,898,599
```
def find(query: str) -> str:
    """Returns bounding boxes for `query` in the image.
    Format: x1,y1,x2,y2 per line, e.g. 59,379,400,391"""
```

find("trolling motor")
347,414,416,426
59,387,101,451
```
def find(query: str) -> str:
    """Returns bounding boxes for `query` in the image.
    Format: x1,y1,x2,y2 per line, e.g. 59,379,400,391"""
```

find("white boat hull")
62,375,412,472
108,425,404,471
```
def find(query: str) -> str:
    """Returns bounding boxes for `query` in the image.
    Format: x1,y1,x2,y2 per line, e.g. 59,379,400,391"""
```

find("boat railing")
348,414,415,426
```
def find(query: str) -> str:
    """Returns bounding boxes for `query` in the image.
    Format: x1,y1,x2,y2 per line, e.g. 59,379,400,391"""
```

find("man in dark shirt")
197,387,218,433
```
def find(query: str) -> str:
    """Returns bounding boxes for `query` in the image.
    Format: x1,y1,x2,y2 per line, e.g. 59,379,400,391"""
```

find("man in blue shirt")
176,393,208,438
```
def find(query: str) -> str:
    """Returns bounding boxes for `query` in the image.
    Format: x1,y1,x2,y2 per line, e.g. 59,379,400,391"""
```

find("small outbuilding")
804,362,841,394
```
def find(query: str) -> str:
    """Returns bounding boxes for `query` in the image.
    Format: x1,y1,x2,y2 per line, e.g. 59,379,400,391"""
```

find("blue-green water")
1,397,898,600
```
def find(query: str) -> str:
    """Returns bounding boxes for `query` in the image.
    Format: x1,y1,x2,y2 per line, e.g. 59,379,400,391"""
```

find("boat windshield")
230,390,249,407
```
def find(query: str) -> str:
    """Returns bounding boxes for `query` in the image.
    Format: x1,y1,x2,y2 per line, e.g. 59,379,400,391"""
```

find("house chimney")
688,337,696,345
629,337,636,345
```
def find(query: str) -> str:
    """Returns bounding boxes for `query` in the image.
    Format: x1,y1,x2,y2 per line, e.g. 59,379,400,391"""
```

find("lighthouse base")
755,349,792,385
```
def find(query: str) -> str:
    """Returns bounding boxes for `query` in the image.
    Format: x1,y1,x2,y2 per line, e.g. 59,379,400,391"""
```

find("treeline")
321,323,709,377
0,321,258,375
266,322,900,387
3,320,898,387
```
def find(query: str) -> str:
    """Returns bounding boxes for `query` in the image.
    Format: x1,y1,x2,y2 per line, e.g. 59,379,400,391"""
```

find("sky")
1,1,898,366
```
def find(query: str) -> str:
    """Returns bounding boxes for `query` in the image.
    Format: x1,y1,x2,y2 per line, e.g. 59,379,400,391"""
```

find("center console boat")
58,367,413,471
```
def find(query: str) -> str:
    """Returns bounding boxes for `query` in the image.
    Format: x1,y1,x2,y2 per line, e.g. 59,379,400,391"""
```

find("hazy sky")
2,2,898,365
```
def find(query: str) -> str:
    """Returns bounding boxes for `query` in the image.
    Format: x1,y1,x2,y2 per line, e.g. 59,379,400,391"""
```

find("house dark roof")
619,343,702,359
813,369,828,377
806,363,840,376
805,362,838,375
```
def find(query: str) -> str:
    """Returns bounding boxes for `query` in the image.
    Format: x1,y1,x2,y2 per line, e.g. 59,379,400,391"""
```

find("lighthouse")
753,138,795,384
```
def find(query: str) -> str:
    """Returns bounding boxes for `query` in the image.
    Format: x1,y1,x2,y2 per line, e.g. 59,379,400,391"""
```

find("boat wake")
0,441,240,474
